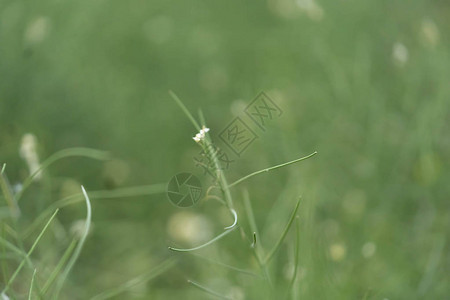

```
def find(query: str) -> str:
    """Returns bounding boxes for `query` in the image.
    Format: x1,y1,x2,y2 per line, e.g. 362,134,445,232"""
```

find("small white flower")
392,42,409,66
192,126,210,143
19,133,42,181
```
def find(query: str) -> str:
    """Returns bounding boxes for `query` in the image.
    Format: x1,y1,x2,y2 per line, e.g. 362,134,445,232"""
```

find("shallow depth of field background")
1,0,449,299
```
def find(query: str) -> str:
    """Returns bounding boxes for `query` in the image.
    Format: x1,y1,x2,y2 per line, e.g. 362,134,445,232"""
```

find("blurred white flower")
70,219,93,239
167,211,212,246
1,292,10,300
24,16,50,45
12,183,23,194
296,0,324,21
362,241,376,258
420,18,440,48
19,133,42,181
228,286,245,300
102,159,130,186
230,99,247,117
193,126,210,143
392,42,409,66
329,242,346,261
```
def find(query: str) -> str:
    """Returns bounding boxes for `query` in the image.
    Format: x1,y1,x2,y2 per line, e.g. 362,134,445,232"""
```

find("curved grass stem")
187,280,232,300
228,152,317,188
168,227,237,252
285,216,300,299
263,198,301,264
52,186,92,299
1,209,59,294
224,208,237,229
90,258,177,300
16,148,110,202
28,269,37,300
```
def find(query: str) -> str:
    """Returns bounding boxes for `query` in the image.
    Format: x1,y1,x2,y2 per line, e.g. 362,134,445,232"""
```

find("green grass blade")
168,227,237,252
263,198,301,264
23,184,165,239
41,239,77,295
243,189,262,249
228,152,317,188
285,216,300,299
90,258,177,300
28,269,37,300
1,209,59,294
16,148,111,202
187,280,232,300
169,90,201,131
0,167,19,217
189,253,259,277
0,237,30,262
52,186,92,299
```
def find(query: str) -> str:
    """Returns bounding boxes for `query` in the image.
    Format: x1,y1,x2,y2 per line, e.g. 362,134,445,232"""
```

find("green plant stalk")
2,209,59,294
187,280,232,300
0,168,19,217
52,186,92,299
1,225,10,289
16,147,111,203
228,152,317,188
0,237,31,262
22,183,166,239
198,109,234,210
28,269,37,300
285,216,300,299
90,258,177,300
169,91,201,131
241,190,272,286
243,189,262,251
264,198,301,264
189,252,260,277
41,239,77,295
168,227,237,252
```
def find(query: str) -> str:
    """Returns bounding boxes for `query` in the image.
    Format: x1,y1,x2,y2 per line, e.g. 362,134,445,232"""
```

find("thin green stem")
286,217,300,299
243,189,262,250
187,280,232,300
53,186,92,299
263,198,301,264
189,253,259,277
228,152,317,188
16,148,110,202
2,209,59,294
168,227,237,252
169,90,201,131
28,269,37,300
198,109,234,209
41,239,77,295
23,183,165,239
0,168,19,217
0,237,30,261
90,258,177,300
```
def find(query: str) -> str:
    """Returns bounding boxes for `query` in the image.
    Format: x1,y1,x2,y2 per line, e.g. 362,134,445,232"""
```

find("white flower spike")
192,126,210,143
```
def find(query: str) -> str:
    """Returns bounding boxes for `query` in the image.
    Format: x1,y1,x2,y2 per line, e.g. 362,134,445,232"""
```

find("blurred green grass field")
1,0,449,299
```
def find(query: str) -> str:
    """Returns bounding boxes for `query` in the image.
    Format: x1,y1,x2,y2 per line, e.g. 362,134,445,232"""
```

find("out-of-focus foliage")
1,0,449,298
